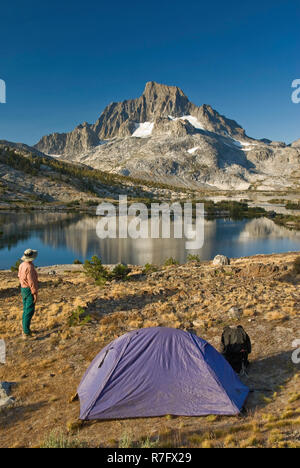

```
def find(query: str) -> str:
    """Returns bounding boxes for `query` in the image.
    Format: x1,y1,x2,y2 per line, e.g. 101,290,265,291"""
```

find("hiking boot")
22,332,35,340
22,333,31,340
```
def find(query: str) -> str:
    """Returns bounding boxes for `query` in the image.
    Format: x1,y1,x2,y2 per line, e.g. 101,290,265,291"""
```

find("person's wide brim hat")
21,249,38,262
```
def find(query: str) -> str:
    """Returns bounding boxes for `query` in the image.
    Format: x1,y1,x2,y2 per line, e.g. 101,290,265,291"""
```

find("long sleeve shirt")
18,262,38,295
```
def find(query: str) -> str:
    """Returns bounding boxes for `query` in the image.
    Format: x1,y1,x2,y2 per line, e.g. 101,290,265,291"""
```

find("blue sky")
0,0,299,145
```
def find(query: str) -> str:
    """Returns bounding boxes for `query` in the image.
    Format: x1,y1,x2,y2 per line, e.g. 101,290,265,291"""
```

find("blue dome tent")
78,327,249,420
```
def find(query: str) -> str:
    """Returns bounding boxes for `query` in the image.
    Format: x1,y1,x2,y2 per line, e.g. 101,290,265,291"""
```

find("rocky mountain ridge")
35,81,248,156
31,82,300,190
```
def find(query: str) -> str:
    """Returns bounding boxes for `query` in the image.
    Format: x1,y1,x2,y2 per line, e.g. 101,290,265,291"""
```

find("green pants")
21,287,35,335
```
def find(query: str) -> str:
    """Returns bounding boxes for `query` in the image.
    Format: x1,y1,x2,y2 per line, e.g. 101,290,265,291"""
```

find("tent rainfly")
78,327,249,420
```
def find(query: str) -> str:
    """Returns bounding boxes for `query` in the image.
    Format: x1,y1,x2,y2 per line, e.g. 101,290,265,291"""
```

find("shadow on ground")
242,350,298,410
86,288,178,317
0,401,47,430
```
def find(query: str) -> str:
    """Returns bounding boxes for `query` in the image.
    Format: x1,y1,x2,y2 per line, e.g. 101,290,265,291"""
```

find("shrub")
286,201,300,210
164,257,179,266
118,431,159,448
293,257,300,274
119,431,133,448
67,200,81,207
68,306,92,327
109,263,130,281
10,259,22,272
73,259,82,265
143,263,158,274
140,437,159,448
85,200,99,206
83,255,108,285
83,256,131,284
187,254,201,263
41,430,87,448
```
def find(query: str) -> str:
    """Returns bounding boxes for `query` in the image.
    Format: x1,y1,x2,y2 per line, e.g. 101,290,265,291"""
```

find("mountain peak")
35,82,247,153
139,81,191,120
143,81,186,98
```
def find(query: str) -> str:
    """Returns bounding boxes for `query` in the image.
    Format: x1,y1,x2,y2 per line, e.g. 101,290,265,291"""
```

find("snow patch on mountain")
181,115,206,130
187,146,200,154
240,142,259,151
169,115,206,131
45,153,62,158
132,122,154,138
223,137,259,151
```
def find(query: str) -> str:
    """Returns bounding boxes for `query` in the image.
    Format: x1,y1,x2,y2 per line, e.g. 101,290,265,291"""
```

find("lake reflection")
0,211,300,269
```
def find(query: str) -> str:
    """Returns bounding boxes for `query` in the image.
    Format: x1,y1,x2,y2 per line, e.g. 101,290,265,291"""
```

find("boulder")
213,255,230,266
0,382,14,409
228,307,242,320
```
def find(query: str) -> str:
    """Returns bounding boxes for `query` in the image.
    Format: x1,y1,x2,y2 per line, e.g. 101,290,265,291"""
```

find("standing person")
18,249,39,339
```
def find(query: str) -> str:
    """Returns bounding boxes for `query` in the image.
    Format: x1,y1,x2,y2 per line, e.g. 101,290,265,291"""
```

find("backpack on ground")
220,326,251,374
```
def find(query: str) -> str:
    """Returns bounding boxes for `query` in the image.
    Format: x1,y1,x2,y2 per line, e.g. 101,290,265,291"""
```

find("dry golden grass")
0,253,300,448
239,435,262,448
288,393,300,403
201,440,215,448
243,308,256,317
265,311,288,321
223,434,237,448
